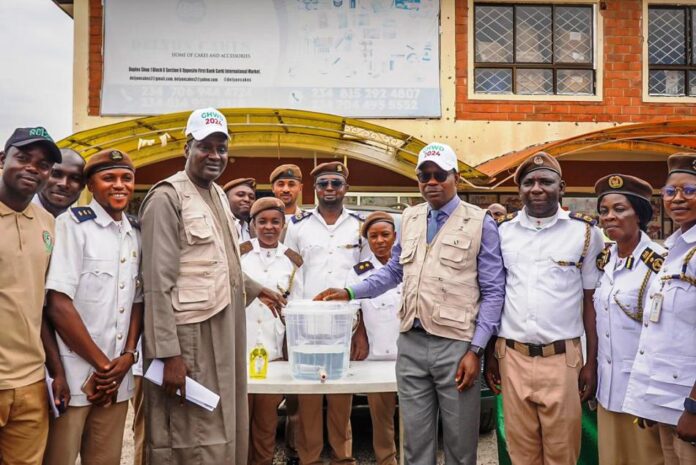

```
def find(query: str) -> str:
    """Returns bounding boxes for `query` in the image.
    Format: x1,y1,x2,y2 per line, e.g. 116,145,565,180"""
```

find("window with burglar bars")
648,5,696,97
473,3,595,96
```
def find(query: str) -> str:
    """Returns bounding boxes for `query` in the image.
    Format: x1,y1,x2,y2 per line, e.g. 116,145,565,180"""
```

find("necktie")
427,209,440,244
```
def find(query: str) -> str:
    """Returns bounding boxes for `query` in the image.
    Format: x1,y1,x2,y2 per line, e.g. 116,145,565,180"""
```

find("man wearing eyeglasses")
315,143,505,465
284,161,371,465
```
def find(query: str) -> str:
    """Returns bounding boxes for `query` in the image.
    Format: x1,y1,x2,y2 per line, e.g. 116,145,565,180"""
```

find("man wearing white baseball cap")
139,108,286,465
316,142,505,465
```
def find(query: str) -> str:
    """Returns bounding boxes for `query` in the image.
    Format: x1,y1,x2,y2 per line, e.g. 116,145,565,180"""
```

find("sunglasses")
661,184,696,200
416,170,452,183
315,179,345,190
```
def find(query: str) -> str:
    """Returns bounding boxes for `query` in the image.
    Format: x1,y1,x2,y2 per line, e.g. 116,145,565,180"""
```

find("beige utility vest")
158,171,240,325
398,201,485,341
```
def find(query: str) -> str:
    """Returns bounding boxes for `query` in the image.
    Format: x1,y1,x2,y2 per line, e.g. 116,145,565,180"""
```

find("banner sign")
101,0,441,117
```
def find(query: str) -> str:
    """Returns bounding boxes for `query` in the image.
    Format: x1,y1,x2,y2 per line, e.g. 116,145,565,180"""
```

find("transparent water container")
284,300,358,381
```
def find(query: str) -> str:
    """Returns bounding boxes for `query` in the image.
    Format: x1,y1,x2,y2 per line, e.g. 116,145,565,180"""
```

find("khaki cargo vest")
398,200,485,341
157,171,240,325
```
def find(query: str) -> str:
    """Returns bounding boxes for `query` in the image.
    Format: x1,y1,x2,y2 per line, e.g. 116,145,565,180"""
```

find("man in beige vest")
139,108,285,465
316,143,505,465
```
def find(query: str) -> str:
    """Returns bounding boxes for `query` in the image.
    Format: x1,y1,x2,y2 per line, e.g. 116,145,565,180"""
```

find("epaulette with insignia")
569,211,597,226
284,248,303,268
596,247,611,271
349,212,365,222
69,206,96,223
291,211,312,224
640,247,664,273
496,211,518,226
126,214,140,230
353,260,374,275
239,241,253,256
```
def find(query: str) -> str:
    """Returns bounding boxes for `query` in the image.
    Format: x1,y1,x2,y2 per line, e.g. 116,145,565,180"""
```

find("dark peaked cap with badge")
594,174,653,202
270,164,302,184
513,151,562,185
361,211,395,238
250,197,285,219
83,149,134,178
667,152,696,176
310,161,349,179
223,177,256,192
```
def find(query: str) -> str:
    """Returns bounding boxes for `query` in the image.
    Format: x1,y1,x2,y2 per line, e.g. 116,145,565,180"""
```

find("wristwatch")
469,345,484,357
122,349,140,364
685,397,696,414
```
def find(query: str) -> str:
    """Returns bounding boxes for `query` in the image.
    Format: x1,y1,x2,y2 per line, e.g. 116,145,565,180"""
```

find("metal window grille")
474,3,595,96
648,6,696,97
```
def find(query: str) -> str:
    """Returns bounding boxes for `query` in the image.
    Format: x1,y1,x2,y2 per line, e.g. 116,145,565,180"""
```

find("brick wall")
88,0,102,116
456,0,696,122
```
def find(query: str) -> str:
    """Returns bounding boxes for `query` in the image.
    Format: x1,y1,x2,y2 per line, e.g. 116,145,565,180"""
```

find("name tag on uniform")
649,292,663,323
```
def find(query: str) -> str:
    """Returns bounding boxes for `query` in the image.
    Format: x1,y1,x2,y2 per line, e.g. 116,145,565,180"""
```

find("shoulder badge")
126,214,140,230
284,248,304,268
291,211,312,224
596,247,611,271
496,211,518,226
349,212,365,222
640,247,664,273
353,260,374,275
69,206,96,223
239,241,253,256
569,211,597,226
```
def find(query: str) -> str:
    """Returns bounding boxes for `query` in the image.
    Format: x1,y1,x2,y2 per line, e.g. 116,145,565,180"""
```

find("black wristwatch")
469,345,485,357
685,397,696,414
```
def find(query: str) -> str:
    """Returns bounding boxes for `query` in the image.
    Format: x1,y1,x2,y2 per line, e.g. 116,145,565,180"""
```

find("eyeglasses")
315,179,345,190
416,170,452,183
661,184,696,200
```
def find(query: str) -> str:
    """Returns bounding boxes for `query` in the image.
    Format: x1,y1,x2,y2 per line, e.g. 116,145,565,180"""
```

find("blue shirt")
351,195,505,348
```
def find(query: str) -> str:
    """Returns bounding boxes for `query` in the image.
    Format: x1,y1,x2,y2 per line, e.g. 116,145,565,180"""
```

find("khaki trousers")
248,393,283,465
366,392,397,465
130,376,146,465
297,394,355,465
658,423,696,465
597,404,664,465
497,337,583,465
285,394,300,459
0,380,49,465
43,400,129,465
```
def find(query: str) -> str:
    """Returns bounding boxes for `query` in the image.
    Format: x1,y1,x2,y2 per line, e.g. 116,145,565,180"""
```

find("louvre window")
474,3,595,96
648,6,696,97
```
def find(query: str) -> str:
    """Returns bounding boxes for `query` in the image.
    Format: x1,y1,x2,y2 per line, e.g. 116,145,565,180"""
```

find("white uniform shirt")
498,207,604,344
241,238,304,361
235,217,252,242
45,200,142,407
346,256,402,360
284,208,370,299
623,225,696,425
593,232,665,412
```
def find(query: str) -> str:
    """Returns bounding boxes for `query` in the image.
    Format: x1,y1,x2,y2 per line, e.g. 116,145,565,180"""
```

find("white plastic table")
248,360,404,464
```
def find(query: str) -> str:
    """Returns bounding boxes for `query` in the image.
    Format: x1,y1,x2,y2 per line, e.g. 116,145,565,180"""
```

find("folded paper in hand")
144,359,220,412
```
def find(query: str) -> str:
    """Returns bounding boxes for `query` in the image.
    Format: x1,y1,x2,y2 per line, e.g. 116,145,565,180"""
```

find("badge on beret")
608,175,623,189
693,159,696,170
533,156,544,165
111,150,123,161
336,164,344,173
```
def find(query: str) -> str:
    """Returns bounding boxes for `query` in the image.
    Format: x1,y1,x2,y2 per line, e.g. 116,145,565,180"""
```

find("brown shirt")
0,200,55,389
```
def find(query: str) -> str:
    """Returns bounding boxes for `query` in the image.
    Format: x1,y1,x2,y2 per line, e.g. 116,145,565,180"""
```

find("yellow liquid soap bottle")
249,335,268,379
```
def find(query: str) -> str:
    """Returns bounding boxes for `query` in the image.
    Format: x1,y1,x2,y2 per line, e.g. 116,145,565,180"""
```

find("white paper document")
144,359,220,412
44,369,61,418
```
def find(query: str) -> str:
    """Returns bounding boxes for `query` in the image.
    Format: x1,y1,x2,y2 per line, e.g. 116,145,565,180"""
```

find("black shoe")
286,457,300,465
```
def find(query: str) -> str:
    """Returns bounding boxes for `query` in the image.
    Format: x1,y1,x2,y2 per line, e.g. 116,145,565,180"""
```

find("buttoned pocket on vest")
431,304,473,331
439,236,471,269
76,258,114,303
172,261,217,312
183,214,214,245
399,239,417,265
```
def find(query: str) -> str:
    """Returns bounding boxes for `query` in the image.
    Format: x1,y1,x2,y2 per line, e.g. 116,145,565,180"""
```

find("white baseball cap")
416,142,458,172
185,108,229,140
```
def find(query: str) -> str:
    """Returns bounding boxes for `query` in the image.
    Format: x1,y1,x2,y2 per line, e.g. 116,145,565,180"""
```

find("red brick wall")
88,0,102,116
455,0,696,122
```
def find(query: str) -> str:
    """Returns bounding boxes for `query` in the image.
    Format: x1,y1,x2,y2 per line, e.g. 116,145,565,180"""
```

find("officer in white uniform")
241,197,304,465
284,161,370,465
623,153,696,464
592,174,665,465
43,149,143,465
346,211,401,465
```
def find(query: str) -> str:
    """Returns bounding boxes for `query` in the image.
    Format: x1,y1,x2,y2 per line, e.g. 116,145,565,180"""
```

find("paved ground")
118,403,499,465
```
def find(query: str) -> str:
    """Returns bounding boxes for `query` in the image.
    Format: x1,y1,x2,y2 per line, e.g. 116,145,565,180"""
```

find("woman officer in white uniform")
346,211,401,465
623,153,696,464
592,174,665,465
